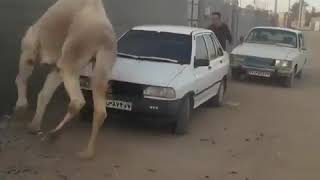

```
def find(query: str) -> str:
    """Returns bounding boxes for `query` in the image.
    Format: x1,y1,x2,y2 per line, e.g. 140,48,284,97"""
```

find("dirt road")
1,32,320,180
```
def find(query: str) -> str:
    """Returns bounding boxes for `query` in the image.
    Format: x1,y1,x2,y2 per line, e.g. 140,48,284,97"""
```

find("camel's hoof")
77,150,95,160
41,131,61,143
27,123,42,135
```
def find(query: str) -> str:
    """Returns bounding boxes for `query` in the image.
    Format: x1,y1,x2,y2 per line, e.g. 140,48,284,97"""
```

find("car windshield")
118,30,192,64
246,28,297,48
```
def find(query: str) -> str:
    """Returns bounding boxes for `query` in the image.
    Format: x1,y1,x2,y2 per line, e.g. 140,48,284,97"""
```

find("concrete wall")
0,0,188,115
236,9,273,39
105,0,188,37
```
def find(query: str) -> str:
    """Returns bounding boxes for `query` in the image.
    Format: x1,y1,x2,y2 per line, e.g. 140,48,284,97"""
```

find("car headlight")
144,86,176,99
275,60,292,68
231,55,245,65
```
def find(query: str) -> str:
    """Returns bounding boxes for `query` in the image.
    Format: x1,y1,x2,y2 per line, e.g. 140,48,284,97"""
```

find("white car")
231,26,307,87
80,25,230,134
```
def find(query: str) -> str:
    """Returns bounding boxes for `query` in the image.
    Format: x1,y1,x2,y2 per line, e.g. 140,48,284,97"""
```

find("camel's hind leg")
42,32,96,141
44,66,86,140
28,70,62,134
78,47,116,160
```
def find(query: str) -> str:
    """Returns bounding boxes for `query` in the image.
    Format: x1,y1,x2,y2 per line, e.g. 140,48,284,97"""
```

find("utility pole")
298,0,304,28
287,0,291,27
274,0,278,14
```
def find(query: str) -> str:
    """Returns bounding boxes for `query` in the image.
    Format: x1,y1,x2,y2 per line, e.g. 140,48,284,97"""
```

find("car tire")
283,72,295,88
173,96,192,135
212,80,226,107
296,69,302,79
231,70,240,80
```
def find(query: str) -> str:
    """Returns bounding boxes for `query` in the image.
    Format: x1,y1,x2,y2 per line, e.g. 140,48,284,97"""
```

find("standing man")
208,12,233,50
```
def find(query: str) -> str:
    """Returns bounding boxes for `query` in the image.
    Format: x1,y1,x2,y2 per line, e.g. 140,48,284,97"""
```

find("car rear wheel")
173,96,192,135
208,80,226,107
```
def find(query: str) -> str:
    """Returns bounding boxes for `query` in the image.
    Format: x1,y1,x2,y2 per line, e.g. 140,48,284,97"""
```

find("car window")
211,34,224,56
195,36,209,60
203,34,217,60
118,30,192,64
246,28,297,48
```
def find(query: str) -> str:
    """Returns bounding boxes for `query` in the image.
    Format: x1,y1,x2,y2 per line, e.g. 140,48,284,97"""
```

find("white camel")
14,0,116,159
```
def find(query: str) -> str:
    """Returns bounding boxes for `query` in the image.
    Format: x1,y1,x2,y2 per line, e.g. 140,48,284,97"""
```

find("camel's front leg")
28,70,62,134
78,48,115,160
15,27,38,113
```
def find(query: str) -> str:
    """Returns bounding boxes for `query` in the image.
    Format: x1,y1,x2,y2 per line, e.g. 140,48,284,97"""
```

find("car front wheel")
296,70,302,79
173,96,192,135
283,72,295,88
231,70,240,80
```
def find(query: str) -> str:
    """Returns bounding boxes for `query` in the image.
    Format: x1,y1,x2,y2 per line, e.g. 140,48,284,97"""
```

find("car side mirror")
194,58,209,68
240,36,244,44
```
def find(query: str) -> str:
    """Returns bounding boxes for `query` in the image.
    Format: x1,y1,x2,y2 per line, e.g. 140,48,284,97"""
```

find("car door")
209,33,229,81
298,33,307,72
202,33,221,97
193,34,212,106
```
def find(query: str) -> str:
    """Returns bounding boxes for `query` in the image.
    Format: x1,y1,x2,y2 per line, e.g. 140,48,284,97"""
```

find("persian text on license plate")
106,100,132,111
248,71,271,77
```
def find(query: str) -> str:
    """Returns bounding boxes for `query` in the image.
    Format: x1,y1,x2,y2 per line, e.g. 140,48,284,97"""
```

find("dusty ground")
1,32,320,180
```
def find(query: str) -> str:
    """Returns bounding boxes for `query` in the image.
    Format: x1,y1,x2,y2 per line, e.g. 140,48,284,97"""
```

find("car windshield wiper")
117,52,139,59
246,41,262,44
118,53,179,63
138,56,179,63
275,43,295,48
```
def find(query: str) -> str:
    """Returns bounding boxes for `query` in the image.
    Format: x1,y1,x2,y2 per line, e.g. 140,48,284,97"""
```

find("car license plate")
106,100,132,111
248,71,271,77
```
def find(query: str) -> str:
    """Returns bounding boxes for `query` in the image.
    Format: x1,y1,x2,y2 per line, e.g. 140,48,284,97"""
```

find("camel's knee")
68,99,86,114
15,70,30,85
15,57,35,87
15,75,24,87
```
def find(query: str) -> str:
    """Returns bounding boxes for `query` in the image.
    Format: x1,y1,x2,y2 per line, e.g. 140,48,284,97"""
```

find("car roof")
132,25,212,35
251,26,301,34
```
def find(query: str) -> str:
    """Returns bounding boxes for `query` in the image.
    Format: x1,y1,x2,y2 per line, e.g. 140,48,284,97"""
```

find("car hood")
232,43,296,60
81,57,187,87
